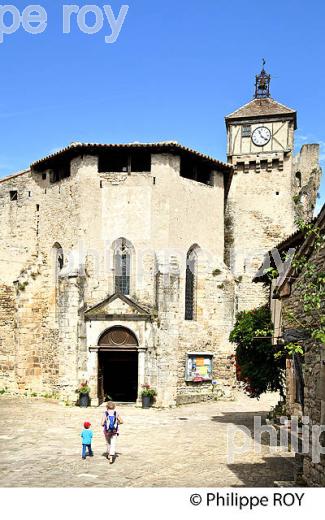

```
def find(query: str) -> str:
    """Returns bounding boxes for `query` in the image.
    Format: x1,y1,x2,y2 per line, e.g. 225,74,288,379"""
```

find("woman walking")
101,401,123,464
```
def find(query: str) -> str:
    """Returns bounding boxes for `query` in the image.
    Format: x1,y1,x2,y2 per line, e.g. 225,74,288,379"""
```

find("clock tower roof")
225,62,297,129
225,97,297,129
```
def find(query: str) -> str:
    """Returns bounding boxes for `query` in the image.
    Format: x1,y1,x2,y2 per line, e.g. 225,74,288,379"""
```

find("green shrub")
230,305,285,398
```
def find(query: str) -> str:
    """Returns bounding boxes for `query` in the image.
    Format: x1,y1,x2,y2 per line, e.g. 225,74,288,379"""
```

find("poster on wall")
186,354,213,382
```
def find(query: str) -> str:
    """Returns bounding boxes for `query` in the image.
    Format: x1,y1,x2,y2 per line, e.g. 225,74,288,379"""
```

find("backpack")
105,411,118,434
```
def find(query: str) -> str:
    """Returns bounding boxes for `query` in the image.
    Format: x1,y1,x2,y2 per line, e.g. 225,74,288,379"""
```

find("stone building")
256,204,325,486
0,142,236,407
0,67,322,406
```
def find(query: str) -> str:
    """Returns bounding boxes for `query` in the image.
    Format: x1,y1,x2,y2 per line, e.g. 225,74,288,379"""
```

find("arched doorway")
98,326,138,403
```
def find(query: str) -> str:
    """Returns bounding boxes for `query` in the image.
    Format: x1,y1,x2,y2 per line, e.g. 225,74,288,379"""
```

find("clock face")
251,126,271,146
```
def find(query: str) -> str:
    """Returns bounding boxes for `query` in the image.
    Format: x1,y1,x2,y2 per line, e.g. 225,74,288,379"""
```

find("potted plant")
141,384,157,409
76,381,91,408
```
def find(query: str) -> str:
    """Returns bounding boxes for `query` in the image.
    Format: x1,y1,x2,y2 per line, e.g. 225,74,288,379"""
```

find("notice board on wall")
186,353,213,382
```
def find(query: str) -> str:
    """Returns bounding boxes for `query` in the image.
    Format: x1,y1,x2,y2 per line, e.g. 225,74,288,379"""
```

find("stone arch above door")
98,325,138,349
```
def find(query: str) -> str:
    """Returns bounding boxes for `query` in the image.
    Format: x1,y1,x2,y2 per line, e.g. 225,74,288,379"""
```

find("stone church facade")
0,67,322,406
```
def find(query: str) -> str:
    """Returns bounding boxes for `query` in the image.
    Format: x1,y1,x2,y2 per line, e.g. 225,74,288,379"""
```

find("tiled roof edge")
30,142,233,172
0,168,30,184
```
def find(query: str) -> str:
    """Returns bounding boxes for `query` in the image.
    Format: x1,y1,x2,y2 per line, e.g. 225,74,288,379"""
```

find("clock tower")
226,64,297,174
225,63,298,311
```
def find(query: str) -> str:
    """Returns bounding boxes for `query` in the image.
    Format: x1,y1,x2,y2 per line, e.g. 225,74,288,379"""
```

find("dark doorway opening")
98,350,138,402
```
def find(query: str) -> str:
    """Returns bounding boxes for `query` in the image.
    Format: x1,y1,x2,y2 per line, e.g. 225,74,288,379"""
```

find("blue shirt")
81,429,93,445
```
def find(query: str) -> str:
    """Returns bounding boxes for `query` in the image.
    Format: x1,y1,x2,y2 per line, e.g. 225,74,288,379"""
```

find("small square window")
42,173,47,180
131,152,151,172
98,152,129,173
10,190,18,201
242,125,251,137
49,164,70,183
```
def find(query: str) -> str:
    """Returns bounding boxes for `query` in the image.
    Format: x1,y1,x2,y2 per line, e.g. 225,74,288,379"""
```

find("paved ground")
0,392,296,487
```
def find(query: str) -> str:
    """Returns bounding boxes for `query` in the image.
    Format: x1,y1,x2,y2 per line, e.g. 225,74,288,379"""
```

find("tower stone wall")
292,144,322,222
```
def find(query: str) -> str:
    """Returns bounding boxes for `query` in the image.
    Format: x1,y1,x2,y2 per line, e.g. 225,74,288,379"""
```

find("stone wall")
0,156,86,396
0,283,16,390
281,240,325,486
175,263,236,404
292,144,322,221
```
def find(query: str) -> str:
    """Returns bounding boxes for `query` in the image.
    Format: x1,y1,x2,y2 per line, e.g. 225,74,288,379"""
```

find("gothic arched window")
113,238,133,295
185,245,199,321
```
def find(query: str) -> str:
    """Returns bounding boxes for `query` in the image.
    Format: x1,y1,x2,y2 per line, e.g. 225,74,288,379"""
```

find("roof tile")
225,97,297,128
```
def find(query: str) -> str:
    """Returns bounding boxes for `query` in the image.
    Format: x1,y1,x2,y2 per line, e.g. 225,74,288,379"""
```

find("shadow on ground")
228,456,296,487
211,411,293,448
211,411,269,426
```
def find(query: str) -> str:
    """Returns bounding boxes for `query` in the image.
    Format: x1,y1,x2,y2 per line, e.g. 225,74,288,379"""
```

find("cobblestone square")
0,392,296,487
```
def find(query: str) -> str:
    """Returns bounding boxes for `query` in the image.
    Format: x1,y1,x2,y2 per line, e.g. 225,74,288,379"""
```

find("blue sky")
0,0,324,209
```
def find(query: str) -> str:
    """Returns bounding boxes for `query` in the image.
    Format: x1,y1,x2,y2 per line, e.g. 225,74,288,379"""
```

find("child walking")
101,401,123,464
81,421,93,459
